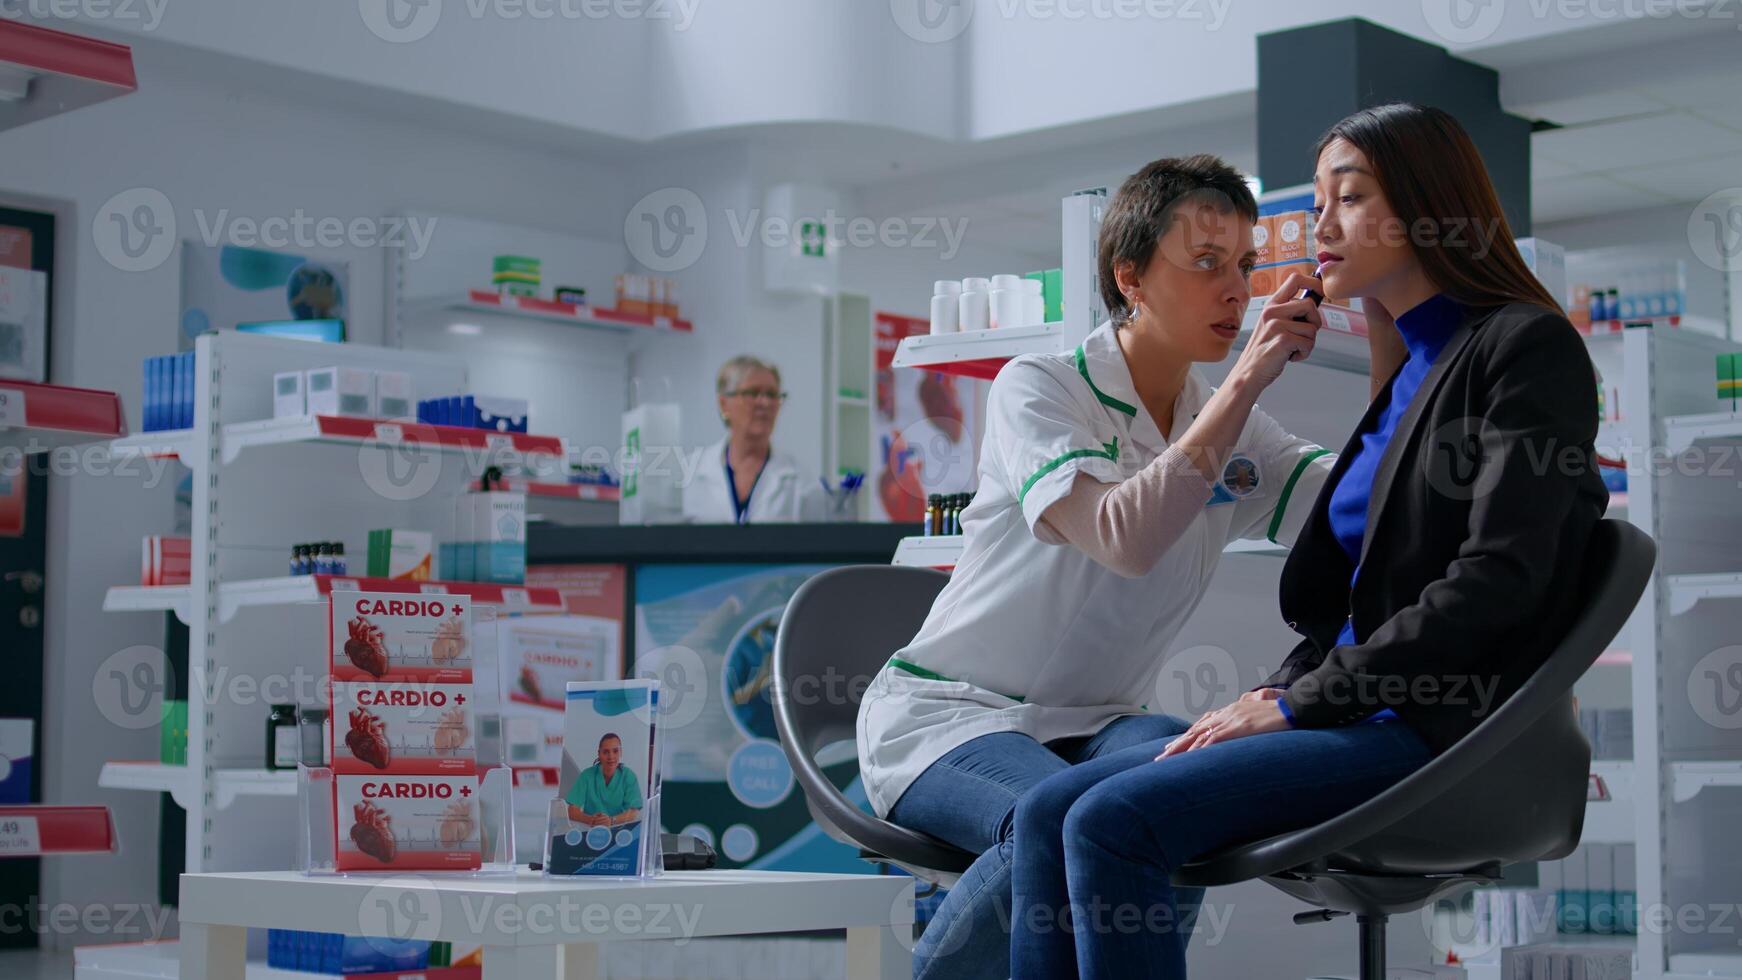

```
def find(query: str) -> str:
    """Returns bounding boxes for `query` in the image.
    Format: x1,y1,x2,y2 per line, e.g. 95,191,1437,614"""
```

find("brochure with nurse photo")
546,679,660,877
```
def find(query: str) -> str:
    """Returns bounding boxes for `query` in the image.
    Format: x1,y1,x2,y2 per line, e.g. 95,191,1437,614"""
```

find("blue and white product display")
441,492,525,583
265,930,430,974
475,395,529,433
471,491,525,584
142,352,196,432
546,679,661,877
416,394,529,433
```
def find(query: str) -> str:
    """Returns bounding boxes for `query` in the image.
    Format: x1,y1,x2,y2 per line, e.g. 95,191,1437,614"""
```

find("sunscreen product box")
306,367,375,418
273,371,305,419
375,370,414,420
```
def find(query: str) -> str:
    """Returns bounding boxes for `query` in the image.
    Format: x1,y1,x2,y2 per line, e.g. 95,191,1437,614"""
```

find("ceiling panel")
1531,174,1671,225
1511,91,1673,126
1605,155,1742,205
1533,111,1742,174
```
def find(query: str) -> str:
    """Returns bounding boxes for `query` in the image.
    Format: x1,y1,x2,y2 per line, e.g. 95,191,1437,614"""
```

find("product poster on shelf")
873,311,980,523
179,243,349,348
631,564,865,873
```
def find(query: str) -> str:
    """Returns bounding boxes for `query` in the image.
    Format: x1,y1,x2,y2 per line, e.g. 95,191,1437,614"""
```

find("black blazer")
1263,300,1608,753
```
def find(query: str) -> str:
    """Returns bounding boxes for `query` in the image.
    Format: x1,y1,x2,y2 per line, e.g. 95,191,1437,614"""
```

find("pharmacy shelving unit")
1583,324,1742,979
93,330,566,878
0,20,136,133
407,289,694,335
0,378,126,454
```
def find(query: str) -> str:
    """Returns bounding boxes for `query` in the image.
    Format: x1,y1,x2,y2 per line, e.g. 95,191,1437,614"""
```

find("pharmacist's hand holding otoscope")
1230,268,1325,390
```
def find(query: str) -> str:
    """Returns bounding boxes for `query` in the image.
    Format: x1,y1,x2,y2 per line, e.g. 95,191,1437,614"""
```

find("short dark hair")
1097,154,1258,326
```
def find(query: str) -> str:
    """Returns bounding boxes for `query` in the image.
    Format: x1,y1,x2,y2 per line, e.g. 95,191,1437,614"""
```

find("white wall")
29,0,1656,146
0,45,634,946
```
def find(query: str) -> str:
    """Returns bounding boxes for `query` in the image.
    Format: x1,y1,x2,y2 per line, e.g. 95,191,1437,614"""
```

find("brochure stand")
539,791,664,879
538,679,665,879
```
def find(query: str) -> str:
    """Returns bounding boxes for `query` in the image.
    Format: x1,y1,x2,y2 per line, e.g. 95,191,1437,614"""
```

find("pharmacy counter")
527,521,914,566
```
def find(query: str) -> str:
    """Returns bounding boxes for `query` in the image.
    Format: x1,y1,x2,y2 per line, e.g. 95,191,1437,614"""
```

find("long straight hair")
1316,103,1561,313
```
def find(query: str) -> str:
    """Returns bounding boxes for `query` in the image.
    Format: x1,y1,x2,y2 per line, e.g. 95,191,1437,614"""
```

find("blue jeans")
1010,721,1432,980
886,713,1194,980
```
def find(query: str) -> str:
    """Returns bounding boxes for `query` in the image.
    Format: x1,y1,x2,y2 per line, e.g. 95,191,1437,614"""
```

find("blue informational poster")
632,564,870,874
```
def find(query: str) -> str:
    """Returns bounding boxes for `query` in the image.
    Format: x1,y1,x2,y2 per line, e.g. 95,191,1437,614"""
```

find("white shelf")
1664,572,1742,616
1662,410,1742,455
0,21,136,134
98,763,297,811
890,322,1066,380
97,762,195,809
0,378,127,454
106,429,197,467
1670,761,1742,804
892,535,963,569
1583,760,1634,844
221,414,565,466
1668,946,1742,978
102,584,191,625
107,575,565,625
408,288,693,335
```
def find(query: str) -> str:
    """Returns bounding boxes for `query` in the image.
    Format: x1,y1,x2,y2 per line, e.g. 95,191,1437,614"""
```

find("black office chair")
1172,520,1656,980
772,564,976,884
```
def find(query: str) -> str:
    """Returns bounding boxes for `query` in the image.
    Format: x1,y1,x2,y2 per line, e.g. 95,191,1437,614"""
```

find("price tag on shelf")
485,433,514,453
501,588,530,607
419,584,449,594
331,579,360,593
653,316,673,331
0,387,26,428
373,423,404,444
0,816,41,856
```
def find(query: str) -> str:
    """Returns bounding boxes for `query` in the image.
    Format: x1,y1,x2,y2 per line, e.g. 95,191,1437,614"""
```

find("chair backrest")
771,564,974,874
1177,519,1655,887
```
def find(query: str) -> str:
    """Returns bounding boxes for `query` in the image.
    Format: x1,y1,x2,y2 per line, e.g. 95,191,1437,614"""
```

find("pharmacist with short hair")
857,154,1353,980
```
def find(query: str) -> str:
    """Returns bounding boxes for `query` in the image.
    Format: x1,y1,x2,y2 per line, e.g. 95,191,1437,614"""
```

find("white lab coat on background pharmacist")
681,437,810,524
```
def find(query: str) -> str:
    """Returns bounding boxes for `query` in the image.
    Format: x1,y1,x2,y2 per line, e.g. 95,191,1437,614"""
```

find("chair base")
1268,865,1498,918
1275,866,1499,980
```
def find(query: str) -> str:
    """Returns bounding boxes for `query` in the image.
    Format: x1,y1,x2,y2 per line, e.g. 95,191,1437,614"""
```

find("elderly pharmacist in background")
682,355,813,524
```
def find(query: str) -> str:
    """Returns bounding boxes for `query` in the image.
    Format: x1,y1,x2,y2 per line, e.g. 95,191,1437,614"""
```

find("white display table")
177,869,913,980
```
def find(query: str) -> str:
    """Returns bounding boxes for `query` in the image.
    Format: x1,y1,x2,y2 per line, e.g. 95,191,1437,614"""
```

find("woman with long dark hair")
1008,102,1607,978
